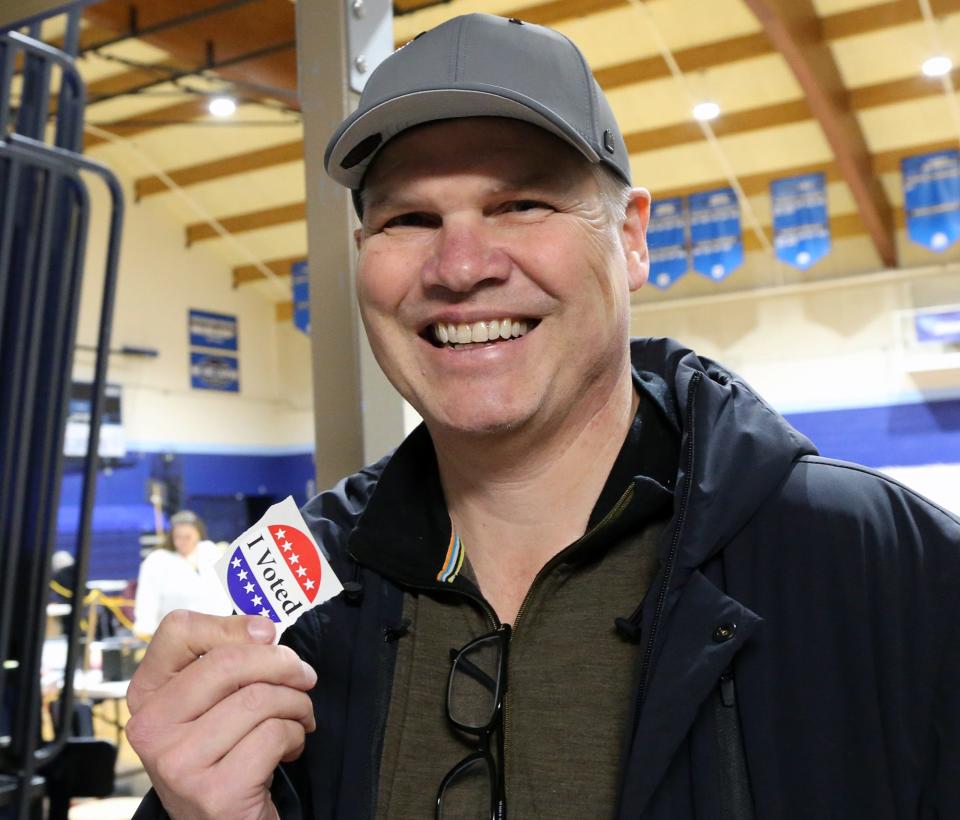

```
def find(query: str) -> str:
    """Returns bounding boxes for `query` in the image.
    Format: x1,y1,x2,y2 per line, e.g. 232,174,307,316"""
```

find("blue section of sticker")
291,260,309,336
226,546,280,622
901,150,960,252
189,309,238,351
648,196,688,290
689,187,743,281
771,172,830,270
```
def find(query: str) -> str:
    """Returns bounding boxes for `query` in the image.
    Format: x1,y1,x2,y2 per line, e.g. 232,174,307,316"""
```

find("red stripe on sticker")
269,524,322,603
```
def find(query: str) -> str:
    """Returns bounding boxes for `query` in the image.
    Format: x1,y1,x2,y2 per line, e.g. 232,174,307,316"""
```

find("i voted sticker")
215,496,343,640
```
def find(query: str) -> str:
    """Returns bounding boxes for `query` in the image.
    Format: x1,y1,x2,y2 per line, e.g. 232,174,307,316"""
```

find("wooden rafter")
655,137,960,202
136,139,304,198
134,140,303,199
743,0,897,267
127,0,960,196
83,98,210,148
233,255,304,287
186,202,305,244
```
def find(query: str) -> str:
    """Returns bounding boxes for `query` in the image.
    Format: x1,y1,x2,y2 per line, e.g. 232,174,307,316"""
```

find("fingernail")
247,617,275,642
301,660,317,688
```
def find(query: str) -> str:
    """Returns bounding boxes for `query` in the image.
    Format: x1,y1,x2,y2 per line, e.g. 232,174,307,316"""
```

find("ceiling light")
692,101,720,122
922,55,953,77
208,96,237,117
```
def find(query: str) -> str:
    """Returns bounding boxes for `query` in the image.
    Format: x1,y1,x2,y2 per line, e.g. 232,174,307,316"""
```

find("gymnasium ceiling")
28,0,960,316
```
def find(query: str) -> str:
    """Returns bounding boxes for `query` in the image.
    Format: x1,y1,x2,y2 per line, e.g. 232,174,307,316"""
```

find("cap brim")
324,87,600,189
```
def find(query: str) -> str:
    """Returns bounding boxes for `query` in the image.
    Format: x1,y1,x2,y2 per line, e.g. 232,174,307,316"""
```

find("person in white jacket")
133,510,232,637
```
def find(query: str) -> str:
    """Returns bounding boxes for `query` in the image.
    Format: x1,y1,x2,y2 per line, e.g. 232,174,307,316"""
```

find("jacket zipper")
631,371,701,737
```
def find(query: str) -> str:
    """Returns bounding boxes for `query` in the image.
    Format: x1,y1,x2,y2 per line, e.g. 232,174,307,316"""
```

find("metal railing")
0,9,124,817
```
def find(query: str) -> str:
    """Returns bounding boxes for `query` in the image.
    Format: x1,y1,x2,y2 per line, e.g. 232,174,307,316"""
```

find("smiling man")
129,14,959,820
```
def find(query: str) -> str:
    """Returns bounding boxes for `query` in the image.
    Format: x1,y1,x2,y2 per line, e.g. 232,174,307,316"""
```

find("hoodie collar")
629,337,818,573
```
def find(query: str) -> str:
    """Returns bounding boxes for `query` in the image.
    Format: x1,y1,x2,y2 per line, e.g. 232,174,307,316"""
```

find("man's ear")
622,188,650,292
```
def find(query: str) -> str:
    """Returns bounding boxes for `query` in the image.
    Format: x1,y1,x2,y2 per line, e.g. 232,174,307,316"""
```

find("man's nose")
421,220,511,292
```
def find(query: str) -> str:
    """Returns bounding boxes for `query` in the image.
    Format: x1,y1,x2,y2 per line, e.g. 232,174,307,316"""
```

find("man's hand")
126,610,317,820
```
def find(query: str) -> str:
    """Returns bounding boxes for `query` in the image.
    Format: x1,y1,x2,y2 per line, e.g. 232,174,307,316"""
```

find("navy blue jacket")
137,338,960,819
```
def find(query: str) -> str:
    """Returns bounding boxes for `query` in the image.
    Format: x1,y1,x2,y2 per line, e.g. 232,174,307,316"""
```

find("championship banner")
914,308,960,344
647,197,688,290
291,260,310,336
771,172,830,270
216,496,343,640
902,150,960,252
190,351,240,392
689,187,743,281
188,309,238,351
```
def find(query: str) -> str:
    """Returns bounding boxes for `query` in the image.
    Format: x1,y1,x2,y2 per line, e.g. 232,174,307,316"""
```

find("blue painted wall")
784,398,960,468
57,449,314,580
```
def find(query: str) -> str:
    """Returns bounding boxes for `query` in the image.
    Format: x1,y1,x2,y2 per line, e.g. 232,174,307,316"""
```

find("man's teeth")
433,318,530,347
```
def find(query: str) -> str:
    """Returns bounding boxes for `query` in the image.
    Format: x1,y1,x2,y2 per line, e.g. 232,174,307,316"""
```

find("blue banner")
902,150,960,252
291,260,310,336
189,309,238,351
689,187,742,281
915,309,960,344
771,172,830,270
190,352,240,392
647,197,688,290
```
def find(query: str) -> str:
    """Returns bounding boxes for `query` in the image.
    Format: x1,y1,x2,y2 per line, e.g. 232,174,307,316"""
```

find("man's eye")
501,200,552,214
382,212,438,230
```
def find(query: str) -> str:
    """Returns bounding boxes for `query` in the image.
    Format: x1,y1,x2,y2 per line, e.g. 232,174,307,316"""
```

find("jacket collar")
348,367,678,594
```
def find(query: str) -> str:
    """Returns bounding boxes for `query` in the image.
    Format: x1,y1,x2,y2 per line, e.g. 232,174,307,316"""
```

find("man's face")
355,118,649,440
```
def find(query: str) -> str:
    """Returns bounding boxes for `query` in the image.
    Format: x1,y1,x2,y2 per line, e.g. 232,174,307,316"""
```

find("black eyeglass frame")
435,623,512,820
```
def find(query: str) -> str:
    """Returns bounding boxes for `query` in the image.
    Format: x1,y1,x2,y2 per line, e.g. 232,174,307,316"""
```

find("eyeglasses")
435,624,511,820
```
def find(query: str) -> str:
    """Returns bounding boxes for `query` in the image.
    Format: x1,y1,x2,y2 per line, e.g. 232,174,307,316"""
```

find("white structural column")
296,0,406,487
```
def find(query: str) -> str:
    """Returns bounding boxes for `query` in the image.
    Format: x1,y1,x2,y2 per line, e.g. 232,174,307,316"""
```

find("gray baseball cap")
323,13,631,194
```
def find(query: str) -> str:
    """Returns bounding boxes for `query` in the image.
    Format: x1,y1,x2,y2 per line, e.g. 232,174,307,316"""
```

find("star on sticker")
244,582,255,594
259,608,270,618
296,566,307,577
238,569,248,581
281,541,293,552
231,557,241,569
275,528,286,541
289,553,300,565
252,594,262,606
304,579,315,591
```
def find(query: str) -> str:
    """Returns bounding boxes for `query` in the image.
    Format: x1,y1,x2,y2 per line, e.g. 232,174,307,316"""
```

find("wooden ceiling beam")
653,136,960,203
83,97,210,148
186,202,306,244
233,254,304,287
85,57,197,101
129,0,960,190
742,0,897,268
822,0,960,39
84,0,954,155
275,301,293,322
136,139,304,198
595,32,772,89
